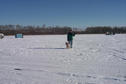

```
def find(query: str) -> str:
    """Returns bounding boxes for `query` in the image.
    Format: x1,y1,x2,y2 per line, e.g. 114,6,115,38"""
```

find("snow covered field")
0,34,126,84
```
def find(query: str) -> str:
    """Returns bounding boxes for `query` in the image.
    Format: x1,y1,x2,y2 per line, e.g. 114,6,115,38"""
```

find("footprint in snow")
103,77,120,81
85,82,96,84
14,68,22,71
124,76,126,78
56,72,71,77
86,75,97,79
122,58,126,60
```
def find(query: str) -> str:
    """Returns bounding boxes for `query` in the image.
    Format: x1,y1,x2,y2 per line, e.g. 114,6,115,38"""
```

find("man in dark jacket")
67,30,75,48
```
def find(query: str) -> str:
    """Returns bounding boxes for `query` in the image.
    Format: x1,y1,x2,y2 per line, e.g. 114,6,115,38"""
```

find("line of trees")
0,24,73,35
0,24,126,35
84,26,126,34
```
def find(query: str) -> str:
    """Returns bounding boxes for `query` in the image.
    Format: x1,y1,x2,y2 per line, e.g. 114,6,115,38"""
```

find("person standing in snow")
67,30,75,48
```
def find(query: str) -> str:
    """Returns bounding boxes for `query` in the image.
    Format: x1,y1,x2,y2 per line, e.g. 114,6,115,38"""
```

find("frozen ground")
0,34,126,84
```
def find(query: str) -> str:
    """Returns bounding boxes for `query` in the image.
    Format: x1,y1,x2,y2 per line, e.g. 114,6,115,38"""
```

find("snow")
0,34,126,84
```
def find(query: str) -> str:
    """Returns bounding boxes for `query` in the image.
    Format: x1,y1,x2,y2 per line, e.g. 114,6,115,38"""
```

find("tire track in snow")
110,49,126,61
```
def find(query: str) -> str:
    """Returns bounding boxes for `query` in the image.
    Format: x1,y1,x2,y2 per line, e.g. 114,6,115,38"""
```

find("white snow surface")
0,34,126,84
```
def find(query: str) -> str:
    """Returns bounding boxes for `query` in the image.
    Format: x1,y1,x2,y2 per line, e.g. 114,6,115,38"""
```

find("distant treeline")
0,24,126,35
85,26,126,34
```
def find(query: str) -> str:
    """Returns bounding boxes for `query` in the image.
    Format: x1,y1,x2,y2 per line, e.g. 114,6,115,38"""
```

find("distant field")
0,34,126,84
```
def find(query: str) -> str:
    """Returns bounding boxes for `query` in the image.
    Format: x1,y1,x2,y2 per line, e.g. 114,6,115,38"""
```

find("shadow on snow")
28,47,66,50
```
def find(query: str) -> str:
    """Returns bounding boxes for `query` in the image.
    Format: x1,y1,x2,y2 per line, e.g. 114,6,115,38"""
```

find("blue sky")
0,0,126,28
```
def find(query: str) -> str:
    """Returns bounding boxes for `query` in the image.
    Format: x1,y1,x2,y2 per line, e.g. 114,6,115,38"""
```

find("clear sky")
0,0,126,28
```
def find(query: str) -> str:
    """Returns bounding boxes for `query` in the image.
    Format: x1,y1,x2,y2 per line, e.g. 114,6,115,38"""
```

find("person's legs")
69,40,73,48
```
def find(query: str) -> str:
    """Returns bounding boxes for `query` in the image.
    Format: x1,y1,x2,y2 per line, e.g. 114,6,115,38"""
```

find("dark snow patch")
14,68,22,71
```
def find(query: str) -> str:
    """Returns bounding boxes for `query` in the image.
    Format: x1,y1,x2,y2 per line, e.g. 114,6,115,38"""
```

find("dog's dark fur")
65,42,70,48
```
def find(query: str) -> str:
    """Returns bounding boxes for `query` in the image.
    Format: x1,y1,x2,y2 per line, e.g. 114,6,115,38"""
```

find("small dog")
65,42,70,48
